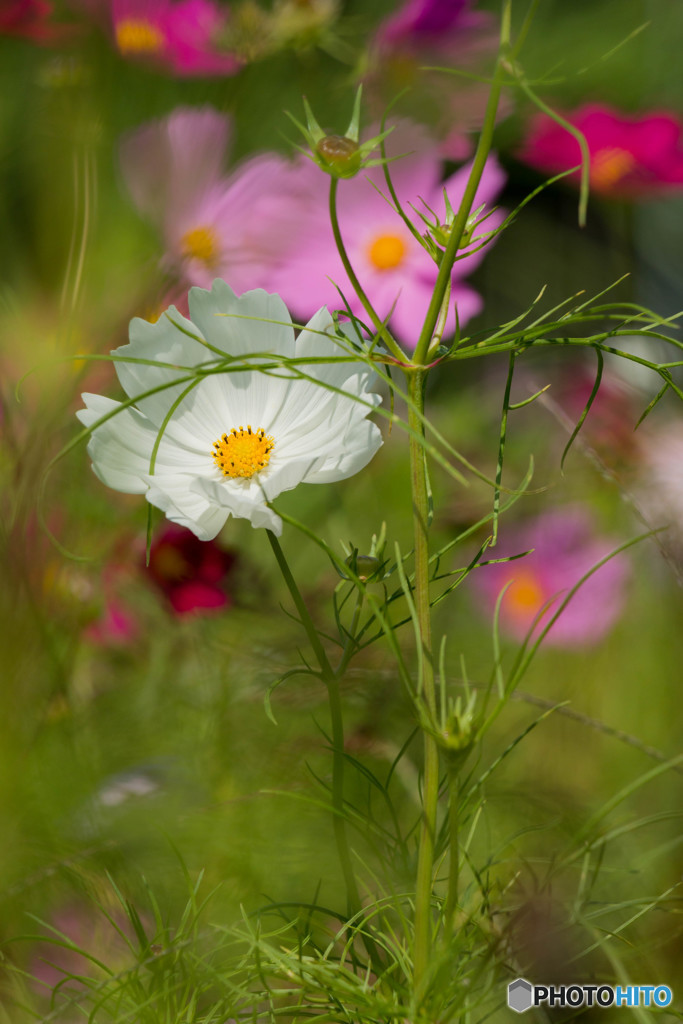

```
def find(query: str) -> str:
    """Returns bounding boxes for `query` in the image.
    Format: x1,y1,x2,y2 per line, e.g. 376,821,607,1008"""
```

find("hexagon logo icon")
508,978,533,1013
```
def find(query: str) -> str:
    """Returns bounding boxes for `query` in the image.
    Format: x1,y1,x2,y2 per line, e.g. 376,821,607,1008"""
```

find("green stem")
407,370,440,989
412,0,511,366
444,765,460,938
328,177,406,362
336,590,365,678
266,531,361,918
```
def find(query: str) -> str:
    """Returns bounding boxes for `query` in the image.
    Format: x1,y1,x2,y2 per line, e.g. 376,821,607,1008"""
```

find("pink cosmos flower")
270,121,506,346
474,507,630,646
147,523,236,614
519,103,683,198
120,106,314,293
100,0,240,76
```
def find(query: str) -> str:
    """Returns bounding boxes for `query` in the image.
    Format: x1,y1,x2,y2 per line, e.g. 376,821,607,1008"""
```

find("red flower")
0,0,64,42
147,523,236,615
519,103,683,197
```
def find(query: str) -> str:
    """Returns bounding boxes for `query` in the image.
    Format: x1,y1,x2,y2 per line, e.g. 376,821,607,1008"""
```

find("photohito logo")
507,979,673,1013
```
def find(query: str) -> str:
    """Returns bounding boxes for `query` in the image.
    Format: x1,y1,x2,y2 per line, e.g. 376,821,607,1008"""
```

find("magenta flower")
147,523,236,615
84,595,140,645
368,0,503,160
474,507,630,647
83,565,140,646
375,0,488,50
104,0,240,76
519,103,683,197
120,107,314,293
270,121,506,346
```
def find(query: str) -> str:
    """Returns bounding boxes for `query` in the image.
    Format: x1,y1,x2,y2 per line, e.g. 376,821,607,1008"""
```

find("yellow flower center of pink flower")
115,18,165,54
181,226,220,267
590,147,636,190
506,569,545,617
367,232,407,271
212,426,275,479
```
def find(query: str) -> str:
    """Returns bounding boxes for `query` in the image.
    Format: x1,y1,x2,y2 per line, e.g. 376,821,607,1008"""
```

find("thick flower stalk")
77,281,383,538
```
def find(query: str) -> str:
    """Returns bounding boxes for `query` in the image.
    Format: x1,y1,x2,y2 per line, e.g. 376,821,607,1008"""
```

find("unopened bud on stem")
316,134,361,178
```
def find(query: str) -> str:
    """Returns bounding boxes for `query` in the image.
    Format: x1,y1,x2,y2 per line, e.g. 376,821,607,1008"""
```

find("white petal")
79,392,217,490
187,281,295,362
171,369,293,447
144,473,230,541
113,309,215,428
195,476,283,534
77,394,156,493
304,418,383,483
294,307,375,391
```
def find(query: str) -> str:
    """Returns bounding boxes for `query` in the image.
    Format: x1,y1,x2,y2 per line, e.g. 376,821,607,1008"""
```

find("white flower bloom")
77,281,383,539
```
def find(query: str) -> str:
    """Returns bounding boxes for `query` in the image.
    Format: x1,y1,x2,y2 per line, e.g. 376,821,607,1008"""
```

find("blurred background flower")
474,507,631,646
120,106,315,293
366,0,505,159
270,120,506,345
635,419,683,555
0,0,66,42
92,0,241,74
519,103,683,197
146,522,237,614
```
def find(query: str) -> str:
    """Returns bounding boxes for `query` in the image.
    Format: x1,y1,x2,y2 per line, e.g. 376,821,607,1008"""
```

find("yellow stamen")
212,426,274,479
591,147,636,190
367,232,407,271
115,17,165,54
181,226,220,267
506,570,545,616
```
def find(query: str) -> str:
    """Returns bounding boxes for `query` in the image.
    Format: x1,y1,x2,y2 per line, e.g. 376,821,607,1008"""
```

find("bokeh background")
2,0,683,1018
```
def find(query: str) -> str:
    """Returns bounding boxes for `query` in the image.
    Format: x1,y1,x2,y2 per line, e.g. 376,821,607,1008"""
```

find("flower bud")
286,87,392,181
315,134,362,179
345,553,382,581
436,692,479,773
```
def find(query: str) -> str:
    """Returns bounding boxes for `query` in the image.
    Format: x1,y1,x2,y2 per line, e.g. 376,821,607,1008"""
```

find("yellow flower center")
212,426,275,479
181,226,220,267
590,147,636,190
115,17,165,54
506,569,545,616
367,232,407,271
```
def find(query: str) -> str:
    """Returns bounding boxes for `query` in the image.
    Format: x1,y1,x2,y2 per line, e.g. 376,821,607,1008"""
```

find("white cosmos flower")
77,280,383,539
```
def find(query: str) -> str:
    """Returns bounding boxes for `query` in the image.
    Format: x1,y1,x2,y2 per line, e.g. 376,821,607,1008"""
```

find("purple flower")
120,107,314,293
270,121,505,346
474,507,630,647
107,0,241,76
